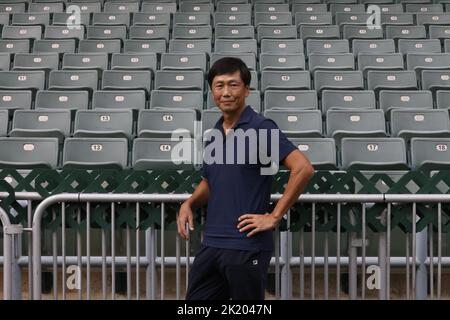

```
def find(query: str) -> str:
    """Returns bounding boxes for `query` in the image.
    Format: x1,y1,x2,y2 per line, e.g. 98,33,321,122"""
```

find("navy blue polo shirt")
201,106,297,251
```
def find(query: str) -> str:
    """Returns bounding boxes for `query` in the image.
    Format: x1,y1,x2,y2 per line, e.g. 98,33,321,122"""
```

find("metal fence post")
280,225,292,299
416,227,428,300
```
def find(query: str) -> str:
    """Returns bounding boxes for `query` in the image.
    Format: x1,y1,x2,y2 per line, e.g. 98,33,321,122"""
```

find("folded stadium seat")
92,90,146,113
362,2,402,10
390,109,450,142
129,25,170,42
87,26,127,42
73,109,133,140
102,70,152,98
52,12,91,28
0,39,29,54
211,53,256,70
44,26,85,41
324,0,358,5
308,53,355,72
11,13,50,27
173,13,211,27
410,137,450,170
168,39,211,55
421,70,450,95
261,70,311,93
0,90,32,115
161,53,207,72
405,4,443,13
0,71,45,99
103,2,139,13
306,40,349,56
62,53,108,82
213,12,252,26
416,13,450,32
68,2,101,13
357,53,404,78
264,109,323,137
77,39,121,56
132,138,196,170
292,4,328,14
326,109,387,146
130,53,157,77
299,25,340,41
49,70,98,96
335,13,371,30
340,137,409,170
132,12,171,26
254,3,290,13
35,90,89,111
172,25,212,40
256,25,298,43
407,53,450,79
314,71,364,95
259,53,306,70
33,39,76,56
385,26,427,45
10,109,71,143
155,70,204,91
0,109,8,137
202,109,222,135
214,39,258,55
380,13,415,27
329,4,365,16
28,2,64,13
287,137,338,170
398,39,442,55
295,13,333,28
124,39,167,54
0,137,59,169
342,26,383,46
352,40,395,55
367,70,417,97
151,90,204,111
0,53,10,71
207,90,261,112
436,90,450,110
138,108,197,138
264,90,318,110
215,25,255,39
321,89,375,115
92,13,131,27
12,53,59,82
63,137,128,170
141,2,177,14
261,39,304,56
2,26,42,41
379,90,433,120
0,3,25,13
216,3,252,13
179,2,214,13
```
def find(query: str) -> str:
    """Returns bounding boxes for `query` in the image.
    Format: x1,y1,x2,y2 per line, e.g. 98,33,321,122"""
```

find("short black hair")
207,57,251,88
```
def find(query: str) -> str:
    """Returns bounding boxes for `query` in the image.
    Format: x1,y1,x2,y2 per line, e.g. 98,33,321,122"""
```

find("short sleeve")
259,119,297,164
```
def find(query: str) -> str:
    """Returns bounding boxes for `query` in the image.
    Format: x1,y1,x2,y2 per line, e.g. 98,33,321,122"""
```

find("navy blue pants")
185,245,272,300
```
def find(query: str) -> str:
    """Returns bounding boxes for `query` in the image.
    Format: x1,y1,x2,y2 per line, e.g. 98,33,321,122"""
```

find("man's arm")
237,150,314,237
177,179,210,240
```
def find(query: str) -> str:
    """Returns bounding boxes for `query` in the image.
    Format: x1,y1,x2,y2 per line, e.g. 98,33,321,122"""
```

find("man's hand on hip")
237,213,282,237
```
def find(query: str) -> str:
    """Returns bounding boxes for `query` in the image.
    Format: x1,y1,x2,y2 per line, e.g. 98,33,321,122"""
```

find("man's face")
211,70,250,114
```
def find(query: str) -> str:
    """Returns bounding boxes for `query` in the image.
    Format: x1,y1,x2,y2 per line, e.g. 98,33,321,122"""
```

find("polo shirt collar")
214,105,255,131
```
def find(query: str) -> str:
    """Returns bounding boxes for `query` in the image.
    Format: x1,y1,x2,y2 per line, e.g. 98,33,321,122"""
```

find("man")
177,57,314,300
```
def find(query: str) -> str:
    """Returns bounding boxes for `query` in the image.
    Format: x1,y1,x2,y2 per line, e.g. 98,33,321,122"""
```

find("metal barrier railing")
25,193,449,300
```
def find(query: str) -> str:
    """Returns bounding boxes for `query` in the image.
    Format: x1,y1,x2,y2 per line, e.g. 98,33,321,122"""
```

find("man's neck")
222,106,246,131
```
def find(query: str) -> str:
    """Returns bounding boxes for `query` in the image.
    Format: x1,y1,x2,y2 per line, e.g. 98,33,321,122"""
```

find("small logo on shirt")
253,260,258,266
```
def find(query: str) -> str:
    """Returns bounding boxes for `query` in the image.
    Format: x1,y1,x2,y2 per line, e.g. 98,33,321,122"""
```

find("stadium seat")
33,39,76,55
357,53,404,78
321,90,376,114
379,90,433,119
0,71,45,97
0,109,8,137
12,13,50,26
2,26,42,41
295,13,333,26
10,109,71,142
367,70,417,95
410,137,450,170
62,53,108,76
341,137,409,170
0,40,29,54
173,12,211,26
13,53,59,74
398,39,442,55
92,90,146,111
63,137,128,170
52,12,90,27
306,39,349,55
213,12,252,26
87,26,127,41
259,53,305,70
129,25,170,41
111,53,157,73
0,90,32,115
257,25,297,42
216,3,252,13
308,53,355,72
261,70,311,92
155,70,204,91
215,25,255,39
102,70,152,97
161,53,207,72
264,109,323,137
260,39,304,54
151,90,204,111
132,138,196,170
124,39,167,54
299,25,340,41
168,39,211,54
314,71,364,94
133,12,171,26
179,2,213,13
138,109,197,138
44,26,85,41
172,25,212,40
352,40,396,55
92,12,131,27
78,40,122,55
287,137,338,170
264,90,318,110
141,2,177,14
214,39,257,55
49,70,98,94
0,137,59,169
74,109,133,140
